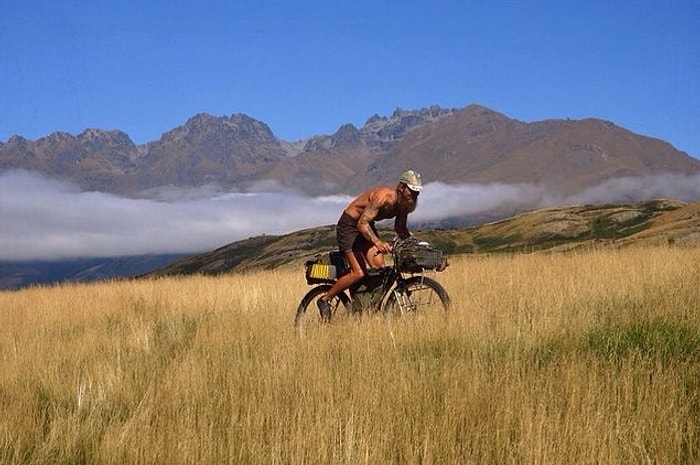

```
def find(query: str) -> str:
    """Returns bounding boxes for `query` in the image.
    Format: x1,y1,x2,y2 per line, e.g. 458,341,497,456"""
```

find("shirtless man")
317,170,423,319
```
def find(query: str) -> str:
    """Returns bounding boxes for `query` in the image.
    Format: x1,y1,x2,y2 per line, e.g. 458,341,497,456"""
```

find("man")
317,169,423,319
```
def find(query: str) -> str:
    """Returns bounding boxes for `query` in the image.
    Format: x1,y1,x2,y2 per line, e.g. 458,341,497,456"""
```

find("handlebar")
374,236,427,256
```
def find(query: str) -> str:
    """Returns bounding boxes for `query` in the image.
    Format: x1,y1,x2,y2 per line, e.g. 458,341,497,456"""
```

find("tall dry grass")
0,246,698,464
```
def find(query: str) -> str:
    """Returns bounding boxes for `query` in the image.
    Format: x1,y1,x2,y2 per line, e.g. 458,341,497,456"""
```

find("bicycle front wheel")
294,284,351,333
382,276,450,317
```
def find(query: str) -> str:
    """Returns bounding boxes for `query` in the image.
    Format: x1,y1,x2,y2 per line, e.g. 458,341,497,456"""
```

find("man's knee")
348,268,365,281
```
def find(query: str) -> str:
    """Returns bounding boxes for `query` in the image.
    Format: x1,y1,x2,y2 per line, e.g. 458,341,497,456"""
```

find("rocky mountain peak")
46,131,74,141
331,124,361,149
300,124,363,154
360,104,457,141
35,132,74,150
77,128,135,149
162,112,278,147
5,135,28,147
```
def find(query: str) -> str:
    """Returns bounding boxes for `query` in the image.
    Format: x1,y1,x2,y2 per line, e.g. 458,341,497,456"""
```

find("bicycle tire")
294,284,351,332
382,276,450,317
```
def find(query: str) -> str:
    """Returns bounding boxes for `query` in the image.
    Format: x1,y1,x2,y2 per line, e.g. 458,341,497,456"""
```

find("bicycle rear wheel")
382,276,450,317
294,284,351,333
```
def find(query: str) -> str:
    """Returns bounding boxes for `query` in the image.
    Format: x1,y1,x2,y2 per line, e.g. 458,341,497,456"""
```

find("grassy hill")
147,198,700,278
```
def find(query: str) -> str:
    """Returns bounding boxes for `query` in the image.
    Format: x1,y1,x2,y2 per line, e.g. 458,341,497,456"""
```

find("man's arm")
394,212,410,240
357,191,392,252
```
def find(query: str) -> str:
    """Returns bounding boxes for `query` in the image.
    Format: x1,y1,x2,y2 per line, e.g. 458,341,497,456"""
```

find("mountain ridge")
3,103,698,200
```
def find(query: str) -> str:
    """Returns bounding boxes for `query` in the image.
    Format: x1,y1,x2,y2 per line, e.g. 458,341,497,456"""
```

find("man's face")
399,183,419,213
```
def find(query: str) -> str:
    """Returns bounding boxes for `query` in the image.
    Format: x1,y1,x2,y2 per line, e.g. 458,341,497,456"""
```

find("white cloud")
560,173,700,205
0,171,349,261
413,182,547,221
1,170,699,261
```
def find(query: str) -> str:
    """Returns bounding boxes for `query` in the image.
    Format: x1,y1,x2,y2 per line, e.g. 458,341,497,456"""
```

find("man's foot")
317,298,332,321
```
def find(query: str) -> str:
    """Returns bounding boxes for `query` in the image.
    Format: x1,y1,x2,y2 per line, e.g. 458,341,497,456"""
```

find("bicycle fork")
391,283,417,314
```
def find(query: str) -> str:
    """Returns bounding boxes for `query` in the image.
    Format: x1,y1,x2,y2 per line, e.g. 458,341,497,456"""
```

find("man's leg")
323,250,365,300
318,249,366,319
364,243,386,268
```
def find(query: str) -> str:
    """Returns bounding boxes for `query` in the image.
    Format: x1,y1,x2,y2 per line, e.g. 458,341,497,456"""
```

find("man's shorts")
336,212,378,253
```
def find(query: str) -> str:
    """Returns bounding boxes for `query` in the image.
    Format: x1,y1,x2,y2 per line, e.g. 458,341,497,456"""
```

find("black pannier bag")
393,238,448,273
329,251,349,276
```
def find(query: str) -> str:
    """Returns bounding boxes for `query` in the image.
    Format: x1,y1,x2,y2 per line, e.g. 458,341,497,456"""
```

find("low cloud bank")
1,170,699,261
0,171,351,261
562,173,700,205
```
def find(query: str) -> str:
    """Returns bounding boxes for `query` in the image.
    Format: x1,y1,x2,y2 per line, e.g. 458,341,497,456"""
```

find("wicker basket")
394,241,447,273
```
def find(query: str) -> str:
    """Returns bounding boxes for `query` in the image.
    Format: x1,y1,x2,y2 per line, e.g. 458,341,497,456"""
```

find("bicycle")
294,237,451,332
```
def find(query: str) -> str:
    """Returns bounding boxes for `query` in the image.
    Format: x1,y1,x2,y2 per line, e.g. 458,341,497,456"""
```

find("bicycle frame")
348,265,399,313
296,238,450,329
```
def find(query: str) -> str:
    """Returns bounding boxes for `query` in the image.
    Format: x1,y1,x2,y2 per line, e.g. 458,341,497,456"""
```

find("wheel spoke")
384,276,450,317
295,286,351,335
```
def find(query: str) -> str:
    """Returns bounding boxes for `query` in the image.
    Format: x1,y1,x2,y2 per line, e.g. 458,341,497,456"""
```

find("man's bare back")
344,186,401,221
344,186,412,250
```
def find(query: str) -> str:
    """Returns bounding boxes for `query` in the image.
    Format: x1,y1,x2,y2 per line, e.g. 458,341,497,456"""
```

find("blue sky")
1,0,700,261
1,0,699,159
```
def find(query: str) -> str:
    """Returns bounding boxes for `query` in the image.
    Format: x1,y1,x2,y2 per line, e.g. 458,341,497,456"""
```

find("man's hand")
375,240,392,254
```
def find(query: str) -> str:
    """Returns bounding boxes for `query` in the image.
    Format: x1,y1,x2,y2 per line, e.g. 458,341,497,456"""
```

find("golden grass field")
1,245,699,465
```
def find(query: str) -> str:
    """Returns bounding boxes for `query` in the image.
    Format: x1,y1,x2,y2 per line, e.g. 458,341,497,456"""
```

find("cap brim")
407,185,422,192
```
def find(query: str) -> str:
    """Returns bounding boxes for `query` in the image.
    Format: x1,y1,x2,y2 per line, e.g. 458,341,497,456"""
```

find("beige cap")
399,169,423,192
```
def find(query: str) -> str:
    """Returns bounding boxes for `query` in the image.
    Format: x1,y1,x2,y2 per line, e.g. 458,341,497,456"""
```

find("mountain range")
2,103,700,289
2,104,699,201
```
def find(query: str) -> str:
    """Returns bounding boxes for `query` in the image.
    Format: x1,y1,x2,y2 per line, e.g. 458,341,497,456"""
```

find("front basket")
395,243,448,273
